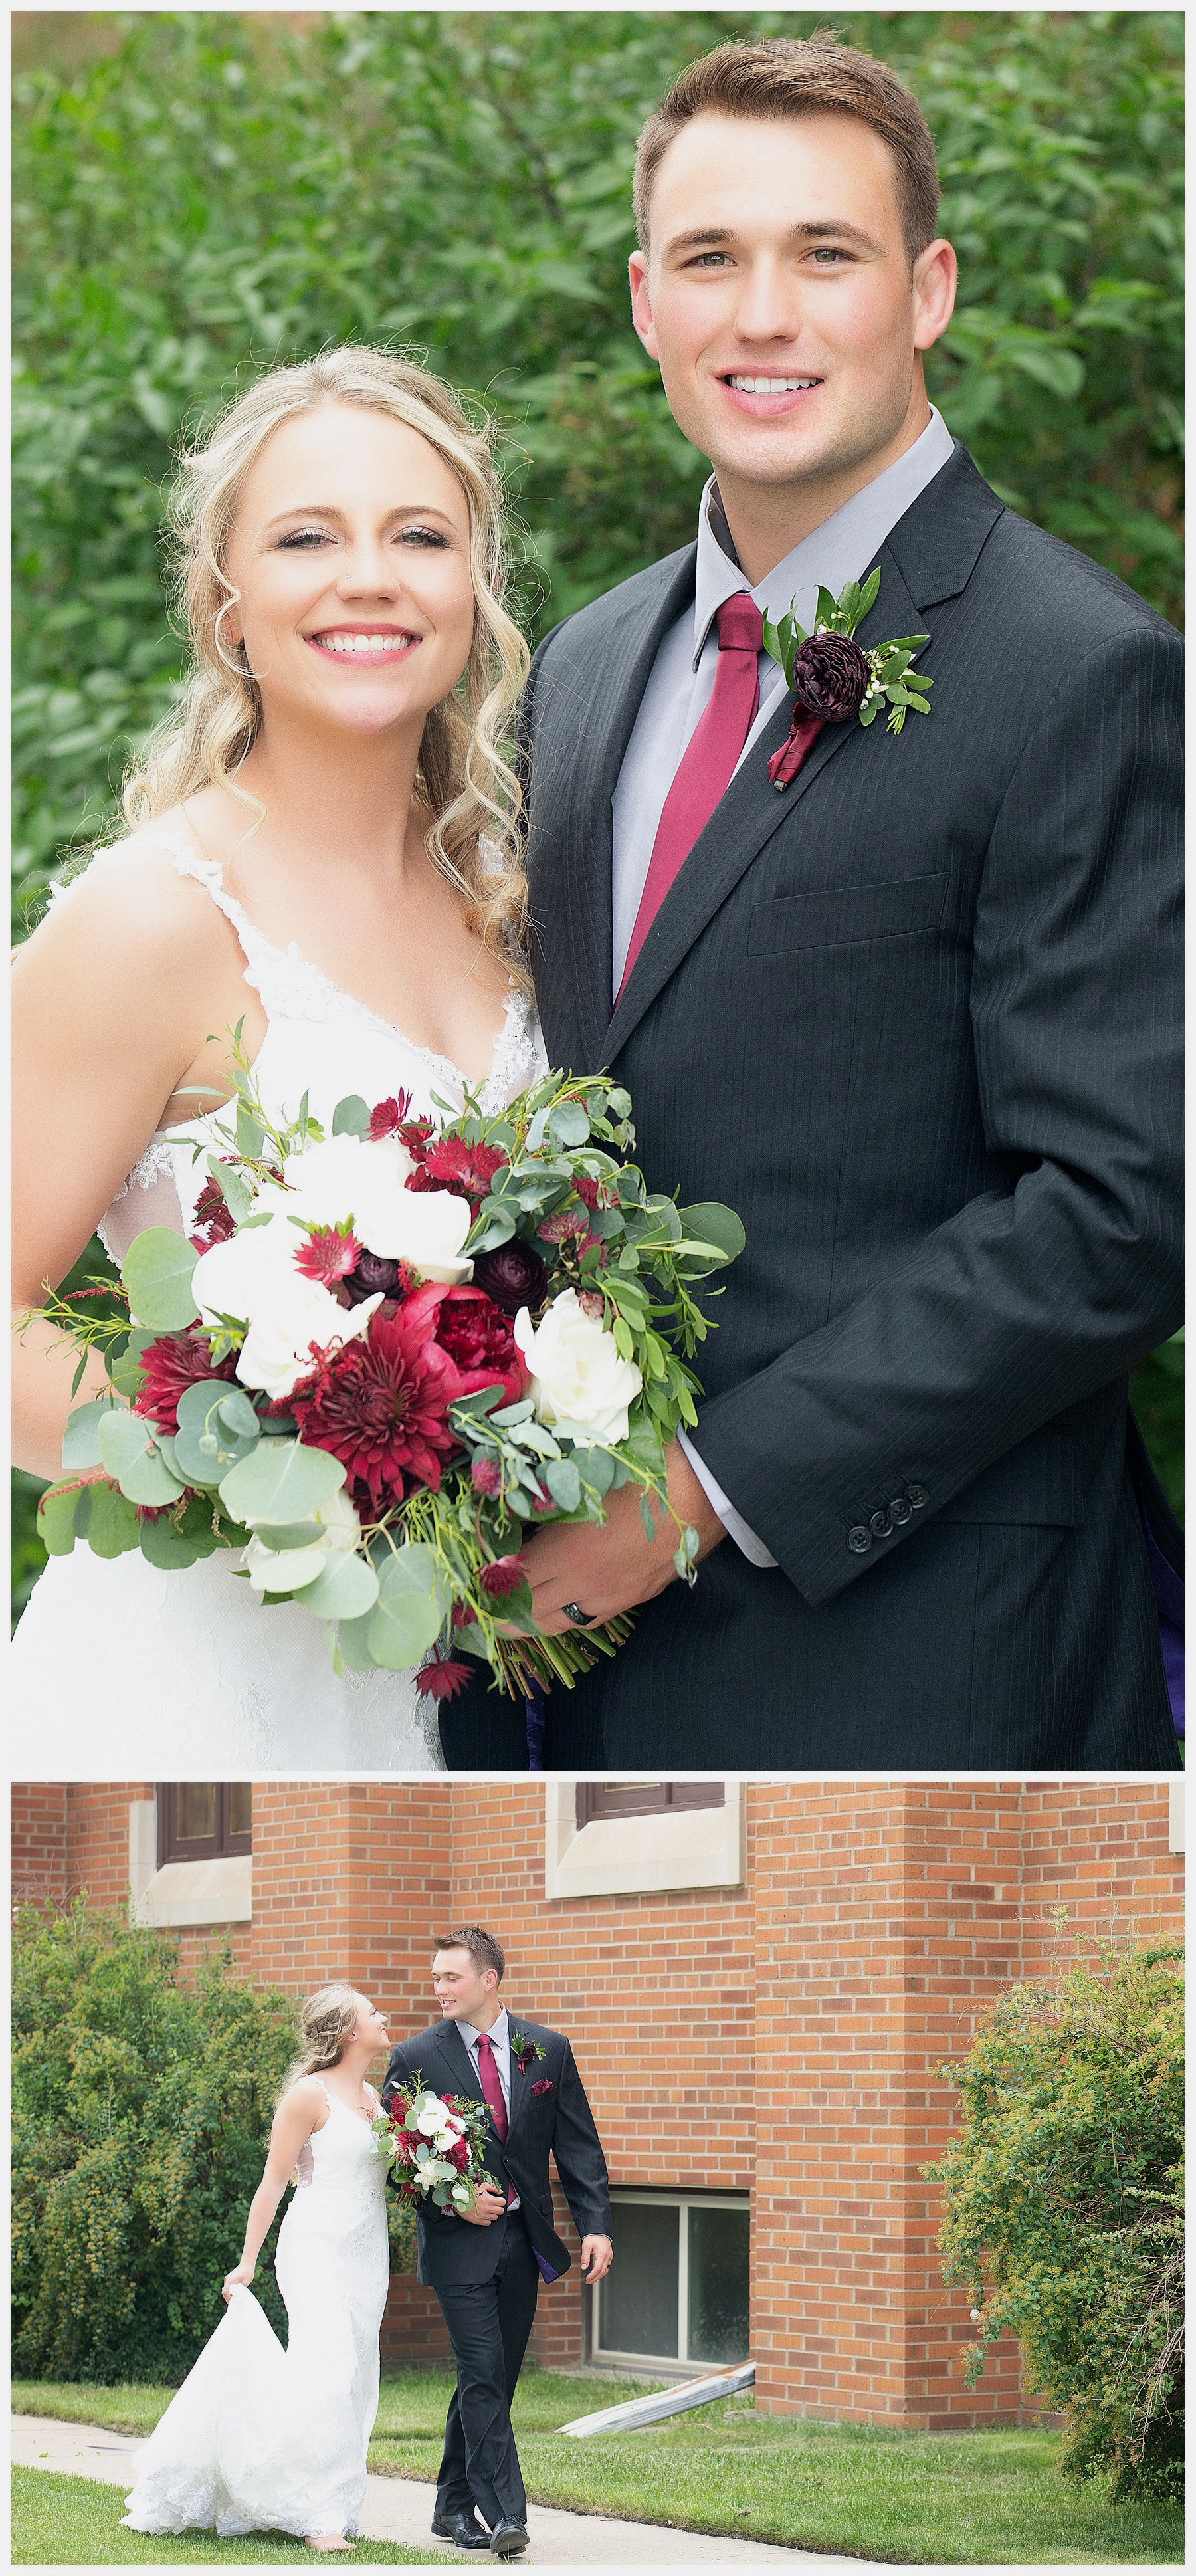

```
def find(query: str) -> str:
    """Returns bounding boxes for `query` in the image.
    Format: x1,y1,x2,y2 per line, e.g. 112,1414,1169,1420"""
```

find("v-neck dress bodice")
122,2080,391,2541
13,814,548,1773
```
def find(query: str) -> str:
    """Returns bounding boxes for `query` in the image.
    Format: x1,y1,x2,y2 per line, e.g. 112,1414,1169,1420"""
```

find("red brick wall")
11,1775,1183,2413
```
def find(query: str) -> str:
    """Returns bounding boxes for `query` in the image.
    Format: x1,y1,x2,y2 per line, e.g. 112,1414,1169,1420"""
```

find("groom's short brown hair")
436,1924,506,1984
633,37,940,267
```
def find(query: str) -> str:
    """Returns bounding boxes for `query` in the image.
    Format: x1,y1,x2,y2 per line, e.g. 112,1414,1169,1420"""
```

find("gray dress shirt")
456,2005,519,2208
609,407,956,1564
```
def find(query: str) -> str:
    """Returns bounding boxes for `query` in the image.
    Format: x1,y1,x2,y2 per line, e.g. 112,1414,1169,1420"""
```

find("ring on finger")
563,1601,596,1627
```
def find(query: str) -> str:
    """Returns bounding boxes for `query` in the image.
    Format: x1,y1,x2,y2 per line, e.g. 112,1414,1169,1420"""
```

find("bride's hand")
221,2260,256,2300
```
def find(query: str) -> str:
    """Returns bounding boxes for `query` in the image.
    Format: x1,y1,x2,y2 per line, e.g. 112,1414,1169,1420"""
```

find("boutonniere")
510,2027,547,2076
763,571,932,792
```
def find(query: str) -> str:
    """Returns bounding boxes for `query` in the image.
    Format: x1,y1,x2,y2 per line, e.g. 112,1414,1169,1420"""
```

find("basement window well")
593,2192,750,2373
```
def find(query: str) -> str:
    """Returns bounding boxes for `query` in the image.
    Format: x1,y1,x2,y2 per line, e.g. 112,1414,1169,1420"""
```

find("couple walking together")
124,1930,611,2553
13,36,1182,1767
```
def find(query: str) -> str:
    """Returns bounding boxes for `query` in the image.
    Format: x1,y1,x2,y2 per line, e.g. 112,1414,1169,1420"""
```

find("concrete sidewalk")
13,2414,845,2565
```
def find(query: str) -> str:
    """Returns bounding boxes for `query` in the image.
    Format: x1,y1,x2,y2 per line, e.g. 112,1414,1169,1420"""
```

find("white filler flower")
514,1289,643,1446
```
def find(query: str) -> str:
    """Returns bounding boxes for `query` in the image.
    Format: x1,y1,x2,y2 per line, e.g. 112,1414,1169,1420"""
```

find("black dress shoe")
488,2522,530,2559
430,2508,492,2551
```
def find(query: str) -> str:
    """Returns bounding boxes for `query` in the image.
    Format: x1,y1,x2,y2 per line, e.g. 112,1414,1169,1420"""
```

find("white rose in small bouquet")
254,1132,473,1285
514,1289,643,1446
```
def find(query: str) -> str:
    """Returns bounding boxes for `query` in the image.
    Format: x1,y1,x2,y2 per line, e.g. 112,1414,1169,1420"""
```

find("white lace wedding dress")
122,2080,392,2541
13,813,547,1771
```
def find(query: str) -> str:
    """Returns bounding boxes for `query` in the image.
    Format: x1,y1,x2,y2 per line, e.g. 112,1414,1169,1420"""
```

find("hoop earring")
214,595,260,681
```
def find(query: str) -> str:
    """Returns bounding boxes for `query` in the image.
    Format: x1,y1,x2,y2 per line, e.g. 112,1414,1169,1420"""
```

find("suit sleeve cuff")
677,1429,779,1569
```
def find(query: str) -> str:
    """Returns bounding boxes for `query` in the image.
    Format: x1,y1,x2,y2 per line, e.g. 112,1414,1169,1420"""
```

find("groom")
381,1926,613,2558
443,33,1182,1771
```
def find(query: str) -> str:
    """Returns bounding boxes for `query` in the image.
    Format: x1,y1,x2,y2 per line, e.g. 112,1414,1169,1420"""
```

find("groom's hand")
519,1439,724,1633
581,2235,613,2282
460,2184,507,2226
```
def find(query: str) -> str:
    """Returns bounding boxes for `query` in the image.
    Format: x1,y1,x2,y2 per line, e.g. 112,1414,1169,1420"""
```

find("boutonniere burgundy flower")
763,571,933,792
510,2027,547,2076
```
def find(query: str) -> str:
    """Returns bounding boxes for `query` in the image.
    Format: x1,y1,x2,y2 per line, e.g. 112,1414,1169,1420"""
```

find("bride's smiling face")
221,400,477,742
349,1995,391,2056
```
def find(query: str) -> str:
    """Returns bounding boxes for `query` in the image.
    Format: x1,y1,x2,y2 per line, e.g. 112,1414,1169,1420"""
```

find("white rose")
191,1215,298,1329
355,1184,474,1283
235,1274,382,1403
514,1289,643,1446
258,1132,473,1284
243,1486,363,1592
417,2100,447,2137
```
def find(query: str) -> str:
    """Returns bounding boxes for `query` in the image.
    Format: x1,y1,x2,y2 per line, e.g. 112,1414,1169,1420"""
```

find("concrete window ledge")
545,1780,744,1900
128,1800,251,1926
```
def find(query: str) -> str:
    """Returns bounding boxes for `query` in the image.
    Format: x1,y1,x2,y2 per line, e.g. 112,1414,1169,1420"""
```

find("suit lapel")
532,546,697,1073
504,2025,534,2145
601,543,929,1060
434,2019,483,2104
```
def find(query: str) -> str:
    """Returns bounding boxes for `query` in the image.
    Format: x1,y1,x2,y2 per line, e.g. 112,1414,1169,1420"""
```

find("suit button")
847,1526,872,1554
889,1494,912,1527
870,1510,892,1539
908,1484,930,1509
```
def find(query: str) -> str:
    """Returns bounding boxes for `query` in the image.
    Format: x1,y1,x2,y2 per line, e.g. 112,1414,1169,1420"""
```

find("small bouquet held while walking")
34,1044,744,1697
373,2079,498,2212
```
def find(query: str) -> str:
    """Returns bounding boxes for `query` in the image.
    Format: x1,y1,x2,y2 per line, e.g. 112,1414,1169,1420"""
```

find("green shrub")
12,1898,413,2385
926,1929,1183,2500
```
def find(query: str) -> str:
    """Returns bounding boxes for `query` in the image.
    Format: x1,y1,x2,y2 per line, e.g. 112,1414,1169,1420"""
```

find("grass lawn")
13,2369,1185,2565
12,2468,456,2567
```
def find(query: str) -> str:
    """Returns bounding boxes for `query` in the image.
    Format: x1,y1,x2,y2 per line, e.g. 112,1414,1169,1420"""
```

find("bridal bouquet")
373,2080,498,2212
37,1038,743,1696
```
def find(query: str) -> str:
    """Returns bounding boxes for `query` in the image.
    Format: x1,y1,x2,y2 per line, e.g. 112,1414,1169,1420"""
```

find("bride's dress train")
122,2083,391,2540
12,812,547,1772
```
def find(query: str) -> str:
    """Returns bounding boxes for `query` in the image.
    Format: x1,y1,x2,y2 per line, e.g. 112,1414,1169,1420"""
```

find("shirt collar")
691,405,955,668
458,2006,508,2053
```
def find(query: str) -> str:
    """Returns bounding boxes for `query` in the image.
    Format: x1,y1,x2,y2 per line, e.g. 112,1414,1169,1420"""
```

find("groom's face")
629,109,954,506
433,1946,499,2024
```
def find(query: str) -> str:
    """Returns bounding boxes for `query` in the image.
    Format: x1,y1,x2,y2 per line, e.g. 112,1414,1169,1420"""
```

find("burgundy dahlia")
471,1240,549,1317
791,631,870,722
133,1332,237,1434
287,1307,459,1510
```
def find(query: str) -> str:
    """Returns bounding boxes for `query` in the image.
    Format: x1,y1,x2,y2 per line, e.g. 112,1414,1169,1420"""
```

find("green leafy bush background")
926,1929,1183,2499
11,10,1182,1618
12,1901,415,2386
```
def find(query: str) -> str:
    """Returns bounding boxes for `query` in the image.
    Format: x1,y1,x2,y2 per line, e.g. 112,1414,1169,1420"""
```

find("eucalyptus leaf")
219,1437,346,1525
139,1517,200,1571
337,1610,379,1671
37,1481,85,1557
332,1093,371,1137
544,1457,581,1511
62,1396,122,1471
677,1202,746,1265
302,1550,380,1620
206,1153,254,1224
122,1228,199,1331
84,1479,142,1558
216,1388,261,1440
570,1446,616,1498
107,1327,156,1402
548,1099,589,1148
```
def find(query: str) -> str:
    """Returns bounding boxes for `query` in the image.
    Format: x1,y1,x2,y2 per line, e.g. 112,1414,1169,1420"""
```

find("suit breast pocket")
747,871,951,954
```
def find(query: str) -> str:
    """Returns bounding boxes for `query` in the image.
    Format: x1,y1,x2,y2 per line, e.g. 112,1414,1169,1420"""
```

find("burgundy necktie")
476,2030,513,2202
617,591,764,1002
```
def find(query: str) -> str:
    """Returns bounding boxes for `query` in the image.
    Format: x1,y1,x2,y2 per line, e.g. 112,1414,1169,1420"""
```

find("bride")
122,1984,393,2550
12,346,545,1771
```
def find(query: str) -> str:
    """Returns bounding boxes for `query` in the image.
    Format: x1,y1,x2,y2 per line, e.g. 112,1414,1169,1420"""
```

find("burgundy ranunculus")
133,1332,237,1434
402,1282,528,1408
287,1305,458,1510
471,1240,549,1317
791,631,870,722
340,1251,419,1308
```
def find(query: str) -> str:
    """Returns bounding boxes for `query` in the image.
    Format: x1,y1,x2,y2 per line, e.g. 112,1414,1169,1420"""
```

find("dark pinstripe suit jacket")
441,444,1182,1771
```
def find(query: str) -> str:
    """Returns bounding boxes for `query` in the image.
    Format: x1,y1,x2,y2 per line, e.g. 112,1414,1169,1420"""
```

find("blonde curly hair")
122,346,531,981
278,1981,363,2104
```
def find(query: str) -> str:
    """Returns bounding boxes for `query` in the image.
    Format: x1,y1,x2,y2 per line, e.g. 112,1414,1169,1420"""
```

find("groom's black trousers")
433,2213,539,2529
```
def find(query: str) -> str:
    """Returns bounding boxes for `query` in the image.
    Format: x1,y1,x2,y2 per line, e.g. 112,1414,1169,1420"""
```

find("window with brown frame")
157,1784,252,1867
575,1781,725,1830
